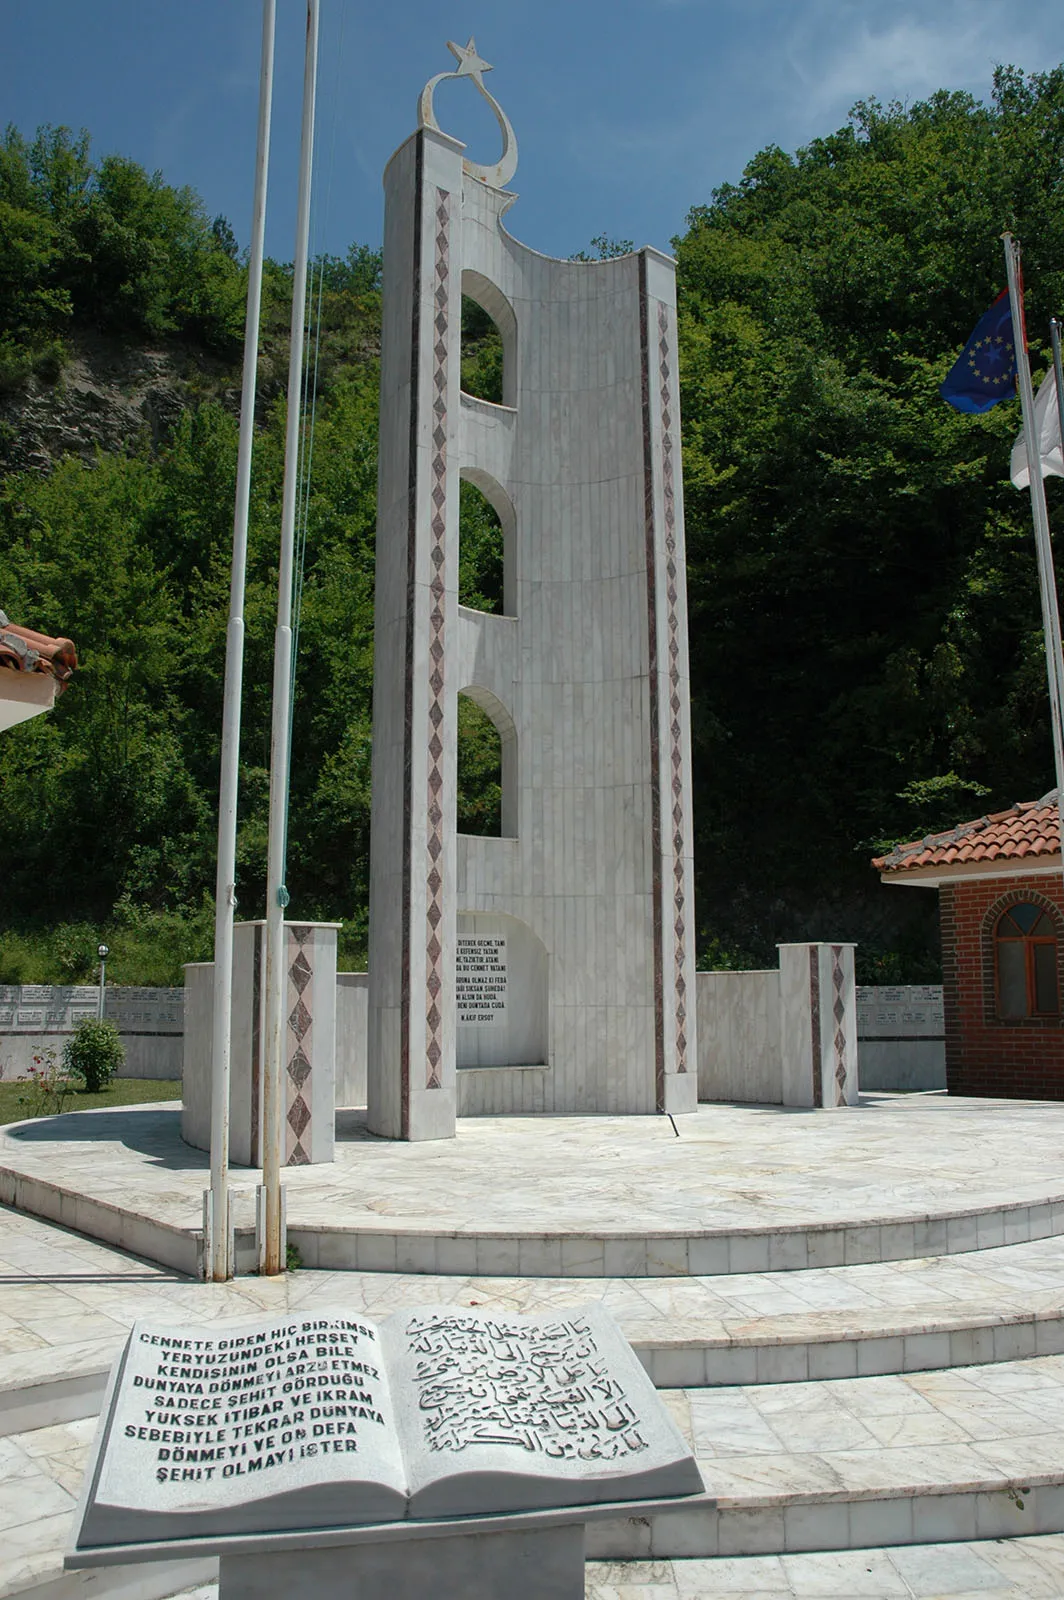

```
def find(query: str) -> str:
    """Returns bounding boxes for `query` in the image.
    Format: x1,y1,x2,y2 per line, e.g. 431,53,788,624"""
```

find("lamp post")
97,944,109,1022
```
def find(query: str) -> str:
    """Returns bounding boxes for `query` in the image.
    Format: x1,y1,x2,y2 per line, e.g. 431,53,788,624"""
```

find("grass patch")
0,1077,181,1126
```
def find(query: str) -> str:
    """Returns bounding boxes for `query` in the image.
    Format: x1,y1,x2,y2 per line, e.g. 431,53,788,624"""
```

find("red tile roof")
874,791,1061,873
0,612,77,684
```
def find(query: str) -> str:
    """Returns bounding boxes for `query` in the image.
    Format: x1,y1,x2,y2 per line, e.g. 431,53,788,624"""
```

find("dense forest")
1,67,1064,985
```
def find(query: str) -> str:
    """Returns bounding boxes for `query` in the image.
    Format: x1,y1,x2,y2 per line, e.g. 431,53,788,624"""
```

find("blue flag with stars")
940,290,1017,412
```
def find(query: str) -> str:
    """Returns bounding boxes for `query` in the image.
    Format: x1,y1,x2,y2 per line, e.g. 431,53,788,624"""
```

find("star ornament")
447,37,493,83
967,333,1014,388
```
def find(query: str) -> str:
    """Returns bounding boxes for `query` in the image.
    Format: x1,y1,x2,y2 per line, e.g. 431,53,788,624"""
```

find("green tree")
675,66,1064,970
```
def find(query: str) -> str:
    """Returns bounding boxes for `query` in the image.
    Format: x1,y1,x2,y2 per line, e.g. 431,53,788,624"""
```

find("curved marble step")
7,1298,1064,1440
5,1157,1063,1280
589,1537,1064,1596
594,1351,1064,1558
165,1536,1064,1599
7,1097,1064,1280
5,1215,1064,1433
0,1419,215,1600
11,1358,1064,1591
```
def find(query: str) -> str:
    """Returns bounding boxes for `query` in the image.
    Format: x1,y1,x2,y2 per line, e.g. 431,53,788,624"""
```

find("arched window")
461,296,504,405
459,480,504,614
995,902,1059,1019
459,469,515,616
460,271,517,406
456,687,517,839
457,694,502,836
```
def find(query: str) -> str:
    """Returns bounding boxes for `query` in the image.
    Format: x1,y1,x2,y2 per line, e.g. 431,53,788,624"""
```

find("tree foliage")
676,66,1064,972
4,71,1064,982
0,124,245,353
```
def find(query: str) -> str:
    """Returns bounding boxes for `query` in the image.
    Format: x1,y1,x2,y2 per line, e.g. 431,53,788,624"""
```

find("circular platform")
2,1093,1064,1279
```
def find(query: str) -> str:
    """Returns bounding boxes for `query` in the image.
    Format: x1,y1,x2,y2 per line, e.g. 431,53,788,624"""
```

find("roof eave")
880,854,1064,888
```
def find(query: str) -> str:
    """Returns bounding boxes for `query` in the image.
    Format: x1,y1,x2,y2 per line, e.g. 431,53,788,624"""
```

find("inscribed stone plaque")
456,937,508,1027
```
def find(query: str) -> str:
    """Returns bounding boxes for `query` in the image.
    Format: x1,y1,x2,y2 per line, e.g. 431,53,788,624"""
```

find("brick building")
874,792,1064,1100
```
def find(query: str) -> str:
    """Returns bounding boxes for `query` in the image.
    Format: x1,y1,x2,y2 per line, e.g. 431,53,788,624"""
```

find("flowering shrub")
18,1048,81,1117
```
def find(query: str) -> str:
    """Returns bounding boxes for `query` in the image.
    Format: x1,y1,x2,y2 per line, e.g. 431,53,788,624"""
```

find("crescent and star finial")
418,37,518,190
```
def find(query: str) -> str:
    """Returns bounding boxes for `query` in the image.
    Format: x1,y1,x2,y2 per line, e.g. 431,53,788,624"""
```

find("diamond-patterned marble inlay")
425,191,449,1080
832,943,848,1105
288,1047,311,1091
289,950,312,994
288,1096,310,1139
288,997,311,1042
658,303,687,1075
284,927,314,1165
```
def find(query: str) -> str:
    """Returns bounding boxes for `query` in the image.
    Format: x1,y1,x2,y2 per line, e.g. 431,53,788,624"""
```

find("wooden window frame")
994,906,1060,1020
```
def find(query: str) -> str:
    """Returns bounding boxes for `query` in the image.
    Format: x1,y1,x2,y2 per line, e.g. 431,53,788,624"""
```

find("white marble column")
367,126,464,1140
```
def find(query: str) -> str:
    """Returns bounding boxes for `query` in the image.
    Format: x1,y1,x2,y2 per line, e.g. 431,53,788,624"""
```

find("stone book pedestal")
220,1517,583,1600
67,1306,706,1598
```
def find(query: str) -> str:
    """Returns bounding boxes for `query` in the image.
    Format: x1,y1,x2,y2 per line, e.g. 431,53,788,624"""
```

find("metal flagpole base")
255,1183,286,1275
202,1187,238,1281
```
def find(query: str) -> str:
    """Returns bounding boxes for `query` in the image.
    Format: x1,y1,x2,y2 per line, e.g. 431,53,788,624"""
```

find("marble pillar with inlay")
182,921,338,1165
367,40,697,1138
778,942,859,1108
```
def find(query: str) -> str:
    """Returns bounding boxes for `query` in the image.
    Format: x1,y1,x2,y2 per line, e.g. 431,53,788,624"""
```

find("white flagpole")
1002,235,1064,864
1051,317,1064,478
261,0,319,1277
207,0,276,1283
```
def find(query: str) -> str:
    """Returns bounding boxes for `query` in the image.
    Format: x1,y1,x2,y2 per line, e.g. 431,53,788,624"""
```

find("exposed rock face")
0,329,238,474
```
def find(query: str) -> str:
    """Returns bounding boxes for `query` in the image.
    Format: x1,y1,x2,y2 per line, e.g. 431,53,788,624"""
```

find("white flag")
1011,367,1064,488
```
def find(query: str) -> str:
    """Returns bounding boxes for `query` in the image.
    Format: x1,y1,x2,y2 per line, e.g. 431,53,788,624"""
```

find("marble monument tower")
367,42,698,1138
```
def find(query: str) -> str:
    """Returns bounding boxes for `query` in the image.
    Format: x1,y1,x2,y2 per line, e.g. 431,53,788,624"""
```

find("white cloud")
783,0,1064,124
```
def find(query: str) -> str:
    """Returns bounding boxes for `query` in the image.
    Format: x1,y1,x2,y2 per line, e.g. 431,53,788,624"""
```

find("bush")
63,1018,124,1092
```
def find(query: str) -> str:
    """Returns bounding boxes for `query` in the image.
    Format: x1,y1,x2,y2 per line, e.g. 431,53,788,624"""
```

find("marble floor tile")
886,1540,1015,1594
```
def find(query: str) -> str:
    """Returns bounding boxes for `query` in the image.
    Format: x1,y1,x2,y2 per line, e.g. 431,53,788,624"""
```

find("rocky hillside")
0,329,240,475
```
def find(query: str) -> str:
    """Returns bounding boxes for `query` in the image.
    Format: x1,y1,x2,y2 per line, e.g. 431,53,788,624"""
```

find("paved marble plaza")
167,1537,1064,1597
6,1093,1064,1596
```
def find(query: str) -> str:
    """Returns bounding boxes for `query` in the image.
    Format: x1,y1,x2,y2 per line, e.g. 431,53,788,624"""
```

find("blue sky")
3,1,1064,266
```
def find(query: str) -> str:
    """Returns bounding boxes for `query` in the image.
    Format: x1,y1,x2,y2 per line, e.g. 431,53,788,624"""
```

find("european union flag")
940,289,1017,412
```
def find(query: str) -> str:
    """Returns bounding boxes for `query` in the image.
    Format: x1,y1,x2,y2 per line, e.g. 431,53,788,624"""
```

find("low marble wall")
857,984,945,1091
0,985,183,1081
696,971,781,1103
336,973,368,1106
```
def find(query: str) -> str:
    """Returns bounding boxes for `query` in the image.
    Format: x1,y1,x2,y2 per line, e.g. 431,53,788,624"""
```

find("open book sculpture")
73,1306,703,1552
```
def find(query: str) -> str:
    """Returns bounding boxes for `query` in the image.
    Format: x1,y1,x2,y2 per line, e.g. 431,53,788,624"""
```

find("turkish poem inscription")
456,936,507,1025
113,1318,389,1491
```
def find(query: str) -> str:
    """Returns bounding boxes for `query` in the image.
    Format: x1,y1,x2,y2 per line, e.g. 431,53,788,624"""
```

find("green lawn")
0,1078,181,1126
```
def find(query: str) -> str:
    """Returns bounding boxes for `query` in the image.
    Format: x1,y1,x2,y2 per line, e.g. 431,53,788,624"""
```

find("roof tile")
873,791,1061,873
0,611,77,683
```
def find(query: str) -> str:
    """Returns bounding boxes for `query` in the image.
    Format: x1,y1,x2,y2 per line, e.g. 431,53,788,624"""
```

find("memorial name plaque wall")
456,937,508,1026
72,1307,701,1556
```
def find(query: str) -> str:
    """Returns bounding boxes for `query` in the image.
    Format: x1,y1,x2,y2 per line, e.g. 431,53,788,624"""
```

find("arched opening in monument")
460,270,517,407
458,478,505,614
457,686,517,838
459,469,515,615
456,910,548,1069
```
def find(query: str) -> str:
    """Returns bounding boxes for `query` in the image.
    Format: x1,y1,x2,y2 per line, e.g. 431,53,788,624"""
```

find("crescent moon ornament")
418,37,518,190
